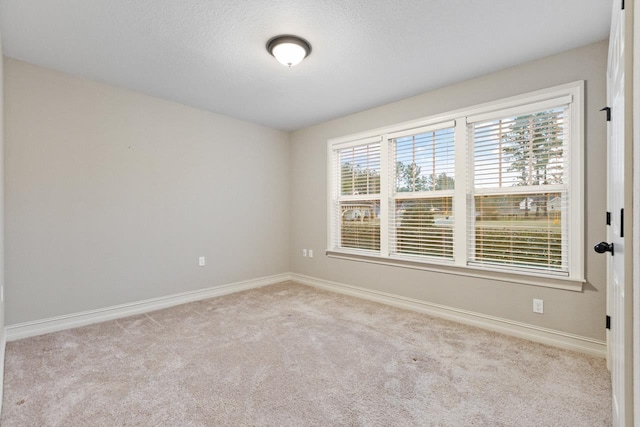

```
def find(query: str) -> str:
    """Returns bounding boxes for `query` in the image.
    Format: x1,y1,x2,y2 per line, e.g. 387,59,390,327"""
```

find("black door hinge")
620,209,624,237
622,0,625,10
606,212,611,225
606,315,611,330
600,107,611,121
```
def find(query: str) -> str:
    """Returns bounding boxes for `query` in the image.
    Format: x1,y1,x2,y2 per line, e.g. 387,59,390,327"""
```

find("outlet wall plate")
533,299,544,314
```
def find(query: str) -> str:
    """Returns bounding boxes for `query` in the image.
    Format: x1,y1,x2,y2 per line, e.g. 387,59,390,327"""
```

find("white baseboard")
290,273,607,358
5,273,291,341
4,271,606,358
0,327,5,417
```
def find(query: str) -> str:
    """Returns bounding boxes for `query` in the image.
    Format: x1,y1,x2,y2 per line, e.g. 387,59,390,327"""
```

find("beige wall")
4,58,290,325
0,32,5,337
3,41,608,341
290,41,608,341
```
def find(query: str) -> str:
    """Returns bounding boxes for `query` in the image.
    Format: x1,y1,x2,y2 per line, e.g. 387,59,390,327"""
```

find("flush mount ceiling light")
267,35,312,67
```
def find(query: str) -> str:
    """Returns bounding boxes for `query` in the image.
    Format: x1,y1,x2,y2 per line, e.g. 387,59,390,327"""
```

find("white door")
603,1,634,425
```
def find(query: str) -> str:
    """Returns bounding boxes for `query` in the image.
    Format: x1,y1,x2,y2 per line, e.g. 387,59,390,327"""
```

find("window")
468,106,569,274
389,123,455,260
332,139,381,251
328,82,584,285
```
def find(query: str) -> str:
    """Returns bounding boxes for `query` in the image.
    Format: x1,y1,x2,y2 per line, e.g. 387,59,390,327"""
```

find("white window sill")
325,250,584,292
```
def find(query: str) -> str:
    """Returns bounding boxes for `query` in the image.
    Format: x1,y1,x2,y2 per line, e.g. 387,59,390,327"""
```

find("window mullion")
327,147,339,250
453,118,468,267
380,135,390,257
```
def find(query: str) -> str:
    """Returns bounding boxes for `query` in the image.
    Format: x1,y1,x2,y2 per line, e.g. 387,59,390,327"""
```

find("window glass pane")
394,128,455,193
471,193,565,271
340,200,380,251
339,144,380,196
474,109,566,189
393,197,453,259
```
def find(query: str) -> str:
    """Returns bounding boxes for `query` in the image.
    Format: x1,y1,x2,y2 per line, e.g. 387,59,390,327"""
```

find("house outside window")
327,82,584,287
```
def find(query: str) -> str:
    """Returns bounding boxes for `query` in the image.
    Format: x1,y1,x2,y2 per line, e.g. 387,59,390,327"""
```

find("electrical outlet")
198,256,206,267
533,299,544,314
308,249,313,258
302,249,307,257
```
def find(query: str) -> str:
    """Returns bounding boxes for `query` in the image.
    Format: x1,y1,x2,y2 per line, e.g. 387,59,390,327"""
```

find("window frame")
467,103,572,275
388,122,457,262
327,81,584,291
331,137,382,253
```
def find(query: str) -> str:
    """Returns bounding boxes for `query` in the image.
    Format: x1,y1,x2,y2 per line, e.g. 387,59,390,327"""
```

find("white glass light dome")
267,35,312,67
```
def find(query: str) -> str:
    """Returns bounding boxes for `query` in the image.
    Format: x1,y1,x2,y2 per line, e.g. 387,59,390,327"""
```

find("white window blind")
332,141,381,252
468,105,570,274
389,125,455,260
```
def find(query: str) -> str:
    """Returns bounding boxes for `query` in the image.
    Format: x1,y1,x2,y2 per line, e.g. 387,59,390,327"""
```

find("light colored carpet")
1,281,611,426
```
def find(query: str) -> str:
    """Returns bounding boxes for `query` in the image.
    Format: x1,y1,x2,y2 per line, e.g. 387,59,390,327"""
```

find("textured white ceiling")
0,0,611,131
